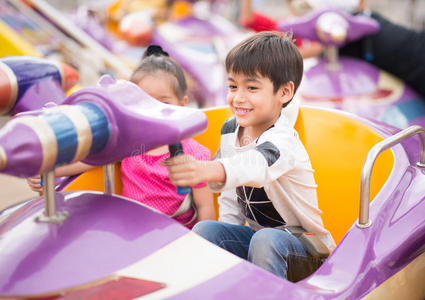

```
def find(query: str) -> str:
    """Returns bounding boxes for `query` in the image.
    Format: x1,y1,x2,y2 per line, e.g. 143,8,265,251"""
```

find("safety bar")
357,125,425,228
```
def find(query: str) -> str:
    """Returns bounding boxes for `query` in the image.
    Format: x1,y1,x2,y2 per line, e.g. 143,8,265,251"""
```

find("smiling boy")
165,31,335,281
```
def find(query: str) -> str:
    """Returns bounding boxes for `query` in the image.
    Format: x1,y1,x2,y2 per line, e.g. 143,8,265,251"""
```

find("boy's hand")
163,154,226,187
163,154,204,187
26,175,42,193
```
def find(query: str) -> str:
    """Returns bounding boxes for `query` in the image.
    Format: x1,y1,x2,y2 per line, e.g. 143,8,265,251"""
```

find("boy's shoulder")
221,116,237,135
257,115,300,144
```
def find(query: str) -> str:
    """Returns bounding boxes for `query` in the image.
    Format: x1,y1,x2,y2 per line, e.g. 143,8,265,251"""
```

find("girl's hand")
192,186,216,221
163,154,205,187
26,175,43,193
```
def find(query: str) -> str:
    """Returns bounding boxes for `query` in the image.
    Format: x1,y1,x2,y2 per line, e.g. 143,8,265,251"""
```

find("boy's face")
227,71,292,135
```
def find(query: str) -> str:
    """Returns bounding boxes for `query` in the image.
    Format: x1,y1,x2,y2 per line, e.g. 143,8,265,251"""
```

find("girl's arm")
192,186,216,221
26,162,95,193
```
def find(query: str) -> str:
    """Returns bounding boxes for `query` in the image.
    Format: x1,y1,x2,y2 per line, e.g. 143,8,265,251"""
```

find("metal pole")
37,171,69,224
42,171,56,217
104,163,115,195
326,46,340,71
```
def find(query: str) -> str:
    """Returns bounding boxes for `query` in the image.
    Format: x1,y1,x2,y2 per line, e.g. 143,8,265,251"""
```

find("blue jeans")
193,220,320,281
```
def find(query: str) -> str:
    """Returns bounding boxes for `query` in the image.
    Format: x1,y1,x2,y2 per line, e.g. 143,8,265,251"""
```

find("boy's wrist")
201,161,226,184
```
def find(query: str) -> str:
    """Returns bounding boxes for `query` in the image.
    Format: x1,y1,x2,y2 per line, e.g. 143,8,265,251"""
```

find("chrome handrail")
37,171,69,224
104,163,116,195
357,125,425,228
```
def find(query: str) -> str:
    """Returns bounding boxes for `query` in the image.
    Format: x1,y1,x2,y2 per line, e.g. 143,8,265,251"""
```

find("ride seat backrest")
64,163,123,195
64,106,393,245
294,107,393,244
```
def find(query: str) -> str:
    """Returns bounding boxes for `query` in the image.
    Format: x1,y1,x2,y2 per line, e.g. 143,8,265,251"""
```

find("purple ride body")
300,57,425,128
0,106,424,298
0,56,78,115
0,192,187,295
281,9,425,129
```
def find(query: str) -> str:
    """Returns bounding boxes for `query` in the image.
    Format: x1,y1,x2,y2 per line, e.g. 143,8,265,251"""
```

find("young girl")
27,45,215,228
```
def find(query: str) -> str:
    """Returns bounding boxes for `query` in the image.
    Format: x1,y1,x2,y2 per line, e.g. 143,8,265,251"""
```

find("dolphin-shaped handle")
0,75,207,177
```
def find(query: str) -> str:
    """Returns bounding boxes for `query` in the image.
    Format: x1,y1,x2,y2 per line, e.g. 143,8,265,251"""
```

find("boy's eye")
248,86,258,91
228,85,237,90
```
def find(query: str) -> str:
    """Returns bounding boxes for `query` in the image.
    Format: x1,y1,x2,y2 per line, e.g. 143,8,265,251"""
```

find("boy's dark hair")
131,45,187,100
225,31,303,106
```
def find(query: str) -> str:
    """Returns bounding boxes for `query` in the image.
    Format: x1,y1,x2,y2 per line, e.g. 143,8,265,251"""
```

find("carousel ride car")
279,8,425,129
0,65,424,299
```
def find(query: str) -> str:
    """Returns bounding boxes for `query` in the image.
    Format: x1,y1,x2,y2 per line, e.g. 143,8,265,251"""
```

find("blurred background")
1,0,424,210
48,0,425,30
257,0,424,30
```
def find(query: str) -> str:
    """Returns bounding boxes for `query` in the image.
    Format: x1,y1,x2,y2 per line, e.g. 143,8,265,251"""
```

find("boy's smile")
227,71,293,139
234,107,253,117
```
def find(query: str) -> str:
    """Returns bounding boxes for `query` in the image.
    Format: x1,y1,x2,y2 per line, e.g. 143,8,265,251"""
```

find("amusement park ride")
0,55,424,299
279,8,425,130
0,1,424,299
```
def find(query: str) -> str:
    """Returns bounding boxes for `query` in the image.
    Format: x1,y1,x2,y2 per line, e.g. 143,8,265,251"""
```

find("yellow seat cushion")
294,107,393,243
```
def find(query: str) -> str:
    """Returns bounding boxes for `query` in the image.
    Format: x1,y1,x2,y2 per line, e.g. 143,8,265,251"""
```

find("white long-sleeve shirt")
210,112,336,251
